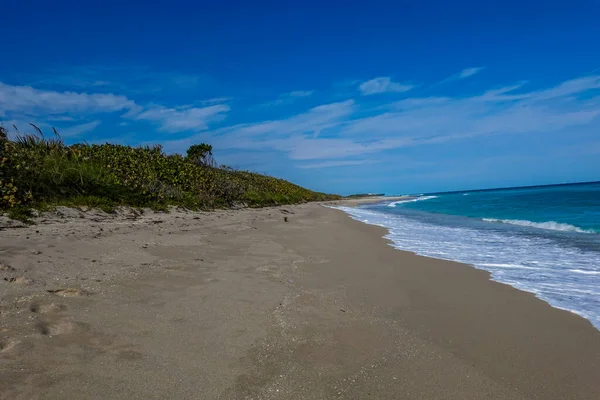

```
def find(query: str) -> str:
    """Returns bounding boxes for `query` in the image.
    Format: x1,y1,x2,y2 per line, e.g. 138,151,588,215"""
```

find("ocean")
335,182,600,330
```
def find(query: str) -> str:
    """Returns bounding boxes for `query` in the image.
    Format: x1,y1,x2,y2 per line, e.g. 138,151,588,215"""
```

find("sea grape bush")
0,125,339,213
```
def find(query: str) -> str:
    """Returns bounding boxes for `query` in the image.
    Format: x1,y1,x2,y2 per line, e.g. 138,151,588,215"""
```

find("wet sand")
1,203,599,399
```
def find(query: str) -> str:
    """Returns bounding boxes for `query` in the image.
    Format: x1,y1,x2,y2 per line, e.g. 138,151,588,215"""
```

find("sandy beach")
1,203,599,399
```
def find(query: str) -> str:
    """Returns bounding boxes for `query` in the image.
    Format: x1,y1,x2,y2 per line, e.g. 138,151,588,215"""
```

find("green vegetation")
186,143,216,167
0,124,339,220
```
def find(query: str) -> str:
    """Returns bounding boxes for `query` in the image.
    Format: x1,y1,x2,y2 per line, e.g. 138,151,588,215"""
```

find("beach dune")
0,203,599,399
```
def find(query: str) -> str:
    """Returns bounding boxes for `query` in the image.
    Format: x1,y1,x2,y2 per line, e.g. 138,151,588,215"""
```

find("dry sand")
0,203,599,399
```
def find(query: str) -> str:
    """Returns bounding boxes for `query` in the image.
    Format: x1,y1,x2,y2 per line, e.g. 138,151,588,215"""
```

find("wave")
335,206,600,330
387,195,438,207
478,263,543,271
569,269,600,275
482,218,596,233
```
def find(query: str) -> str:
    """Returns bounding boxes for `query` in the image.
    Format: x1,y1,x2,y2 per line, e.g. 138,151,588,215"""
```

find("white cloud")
0,82,136,116
213,100,354,140
132,104,230,133
4,69,600,175
359,77,414,95
0,80,229,135
527,76,600,102
177,74,600,164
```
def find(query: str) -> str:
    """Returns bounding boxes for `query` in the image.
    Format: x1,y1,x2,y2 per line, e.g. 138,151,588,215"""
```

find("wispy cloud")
0,77,230,136
458,67,484,79
59,120,102,137
199,97,233,105
168,74,600,166
213,100,354,140
359,77,414,95
3,66,599,177
438,67,485,85
131,104,230,133
0,82,137,116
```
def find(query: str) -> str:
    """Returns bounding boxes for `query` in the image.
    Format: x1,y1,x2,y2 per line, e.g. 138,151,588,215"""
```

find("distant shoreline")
423,179,600,196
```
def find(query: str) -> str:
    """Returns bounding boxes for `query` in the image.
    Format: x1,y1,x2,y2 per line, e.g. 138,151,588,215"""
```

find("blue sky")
1,0,600,195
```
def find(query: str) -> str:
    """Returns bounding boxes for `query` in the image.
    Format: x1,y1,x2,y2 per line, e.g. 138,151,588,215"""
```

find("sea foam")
332,205,600,330
387,196,438,207
569,269,600,275
482,218,596,233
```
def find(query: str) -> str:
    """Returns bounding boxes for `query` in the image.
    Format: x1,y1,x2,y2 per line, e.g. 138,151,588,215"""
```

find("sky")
1,0,600,195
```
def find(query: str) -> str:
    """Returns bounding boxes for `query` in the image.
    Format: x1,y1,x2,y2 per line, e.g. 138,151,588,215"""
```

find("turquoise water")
335,182,600,330
402,182,600,233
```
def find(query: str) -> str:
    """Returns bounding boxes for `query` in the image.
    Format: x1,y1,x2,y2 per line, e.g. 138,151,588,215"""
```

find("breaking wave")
482,218,596,234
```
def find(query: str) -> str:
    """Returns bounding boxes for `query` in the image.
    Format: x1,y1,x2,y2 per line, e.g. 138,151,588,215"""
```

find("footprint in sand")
4,276,34,285
30,302,66,314
0,262,15,272
36,320,89,336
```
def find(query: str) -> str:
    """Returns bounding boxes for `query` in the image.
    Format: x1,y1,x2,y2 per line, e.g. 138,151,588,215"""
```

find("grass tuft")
6,206,34,223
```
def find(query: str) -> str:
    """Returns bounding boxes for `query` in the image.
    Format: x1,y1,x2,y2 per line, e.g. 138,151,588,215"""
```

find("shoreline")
335,198,600,331
1,204,599,398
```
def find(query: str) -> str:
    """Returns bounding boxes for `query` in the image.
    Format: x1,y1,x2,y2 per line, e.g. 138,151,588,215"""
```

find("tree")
186,143,215,167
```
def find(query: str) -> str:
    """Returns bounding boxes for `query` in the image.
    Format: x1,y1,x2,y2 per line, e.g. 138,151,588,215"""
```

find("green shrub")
0,126,340,215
